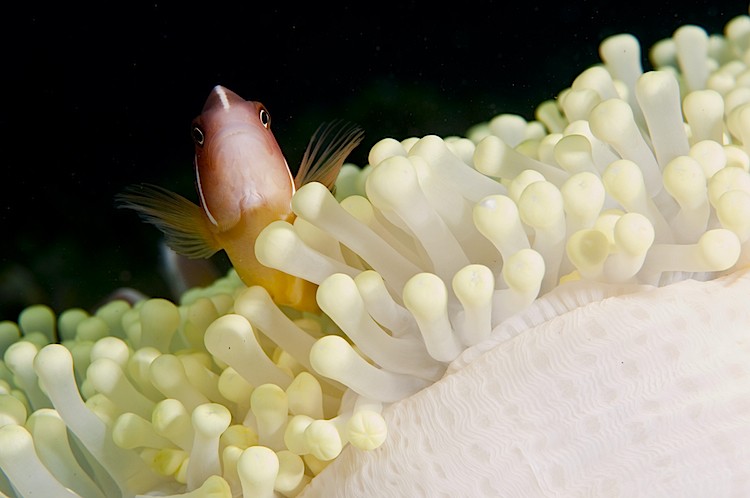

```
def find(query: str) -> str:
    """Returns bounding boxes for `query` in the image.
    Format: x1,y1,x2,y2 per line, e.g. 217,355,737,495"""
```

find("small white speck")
480,198,497,210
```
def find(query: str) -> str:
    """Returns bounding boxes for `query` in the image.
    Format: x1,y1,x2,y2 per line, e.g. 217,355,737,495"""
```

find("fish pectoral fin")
116,184,221,259
295,121,364,191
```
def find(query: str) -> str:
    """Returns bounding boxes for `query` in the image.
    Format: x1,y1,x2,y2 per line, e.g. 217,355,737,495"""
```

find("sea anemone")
3,7,750,498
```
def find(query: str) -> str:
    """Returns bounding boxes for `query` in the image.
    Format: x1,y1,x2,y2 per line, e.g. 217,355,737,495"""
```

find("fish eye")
192,125,205,146
259,108,271,128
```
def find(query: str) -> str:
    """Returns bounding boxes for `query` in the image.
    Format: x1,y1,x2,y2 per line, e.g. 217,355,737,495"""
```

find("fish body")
119,85,362,311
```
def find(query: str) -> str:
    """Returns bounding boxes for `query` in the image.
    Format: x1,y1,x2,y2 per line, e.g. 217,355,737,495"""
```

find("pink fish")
119,85,362,311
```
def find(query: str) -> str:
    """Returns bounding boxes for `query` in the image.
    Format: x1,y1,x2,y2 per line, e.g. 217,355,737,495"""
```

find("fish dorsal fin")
117,184,221,259
295,121,364,191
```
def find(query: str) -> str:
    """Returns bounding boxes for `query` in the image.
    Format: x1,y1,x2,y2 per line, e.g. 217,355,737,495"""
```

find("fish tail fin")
295,121,364,191
116,184,221,259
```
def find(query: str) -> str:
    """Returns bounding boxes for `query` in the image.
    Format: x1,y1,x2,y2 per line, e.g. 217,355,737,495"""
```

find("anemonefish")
118,85,363,311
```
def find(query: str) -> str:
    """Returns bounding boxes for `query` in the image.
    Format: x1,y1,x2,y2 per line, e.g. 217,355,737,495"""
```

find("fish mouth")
208,124,259,142
205,126,270,157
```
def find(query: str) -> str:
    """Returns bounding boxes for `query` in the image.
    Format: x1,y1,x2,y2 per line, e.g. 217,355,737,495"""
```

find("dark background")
1,1,746,320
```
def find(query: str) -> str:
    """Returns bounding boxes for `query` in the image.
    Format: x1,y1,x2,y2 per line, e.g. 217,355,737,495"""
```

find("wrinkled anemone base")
301,269,750,497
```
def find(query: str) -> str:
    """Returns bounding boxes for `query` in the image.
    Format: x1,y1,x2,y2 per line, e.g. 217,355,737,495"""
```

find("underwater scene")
2,1,750,496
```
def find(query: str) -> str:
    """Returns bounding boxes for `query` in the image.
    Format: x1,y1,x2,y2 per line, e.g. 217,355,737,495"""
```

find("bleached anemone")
3,8,750,498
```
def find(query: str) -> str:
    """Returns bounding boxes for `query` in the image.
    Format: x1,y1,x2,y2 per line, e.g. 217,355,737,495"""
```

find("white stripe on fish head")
214,86,231,111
